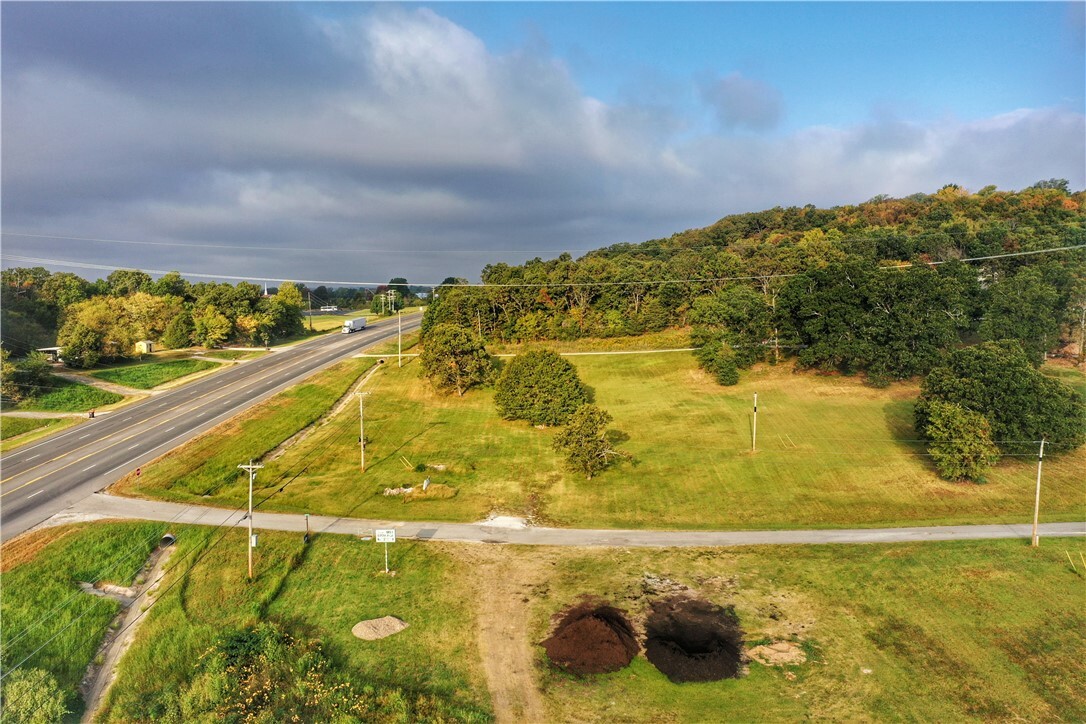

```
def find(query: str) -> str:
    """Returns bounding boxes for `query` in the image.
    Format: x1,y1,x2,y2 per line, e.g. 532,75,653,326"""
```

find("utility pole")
752,393,758,453
356,392,369,472
397,309,402,368
238,460,264,580
1031,438,1045,547
307,291,313,331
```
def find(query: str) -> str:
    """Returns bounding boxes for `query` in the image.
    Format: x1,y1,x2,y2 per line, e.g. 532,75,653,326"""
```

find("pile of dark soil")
644,596,745,683
542,601,638,675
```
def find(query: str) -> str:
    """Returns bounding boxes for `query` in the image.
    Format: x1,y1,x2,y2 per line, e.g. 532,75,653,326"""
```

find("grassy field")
521,538,1086,722
5,522,1081,721
0,522,166,716
121,346,1084,529
90,359,218,389
99,526,489,721
15,377,124,412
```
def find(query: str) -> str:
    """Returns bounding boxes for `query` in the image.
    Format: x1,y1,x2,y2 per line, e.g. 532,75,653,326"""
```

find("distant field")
148,349,1083,530
16,377,124,412
91,359,218,389
526,538,1086,721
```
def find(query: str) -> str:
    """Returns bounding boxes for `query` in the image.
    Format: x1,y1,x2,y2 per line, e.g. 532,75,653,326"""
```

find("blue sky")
2,2,1083,286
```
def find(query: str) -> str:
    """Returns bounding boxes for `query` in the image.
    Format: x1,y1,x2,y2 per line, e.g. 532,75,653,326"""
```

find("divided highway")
0,314,421,541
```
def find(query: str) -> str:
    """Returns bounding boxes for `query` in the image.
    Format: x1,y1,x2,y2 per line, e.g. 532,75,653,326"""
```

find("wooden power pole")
238,460,264,580
1031,438,1045,547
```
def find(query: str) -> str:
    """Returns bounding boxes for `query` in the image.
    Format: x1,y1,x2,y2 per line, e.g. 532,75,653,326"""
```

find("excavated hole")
644,595,745,683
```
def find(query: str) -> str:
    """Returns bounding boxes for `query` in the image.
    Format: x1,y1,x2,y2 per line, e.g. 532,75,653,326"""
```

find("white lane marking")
83,465,96,471
25,455,40,461
128,444,140,450
78,434,92,440
27,490,43,498
165,426,176,432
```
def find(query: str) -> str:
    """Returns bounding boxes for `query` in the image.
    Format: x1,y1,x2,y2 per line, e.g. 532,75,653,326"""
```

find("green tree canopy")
922,400,1001,482
552,404,626,479
494,350,589,425
915,341,1086,456
420,323,492,396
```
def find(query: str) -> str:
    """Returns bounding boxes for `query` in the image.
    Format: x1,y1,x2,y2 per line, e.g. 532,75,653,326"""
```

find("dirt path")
80,543,176,722
459,545,551,724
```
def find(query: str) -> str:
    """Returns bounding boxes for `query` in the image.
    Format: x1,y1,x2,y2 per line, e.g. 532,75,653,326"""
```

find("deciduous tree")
922,400,1000,481
552,404,626,479
494,350,588,425
420,323,492,396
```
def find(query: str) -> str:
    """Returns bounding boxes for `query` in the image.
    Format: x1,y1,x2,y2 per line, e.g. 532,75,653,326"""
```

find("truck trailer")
342,317,367,334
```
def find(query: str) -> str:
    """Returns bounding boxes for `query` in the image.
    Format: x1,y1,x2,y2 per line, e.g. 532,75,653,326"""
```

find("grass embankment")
0,416,80,452
0,522,165,716
202,349,266,361
111,334,414,502
15,377,124,412
524,538,1086,721
91,359,218,390
98,526,489,721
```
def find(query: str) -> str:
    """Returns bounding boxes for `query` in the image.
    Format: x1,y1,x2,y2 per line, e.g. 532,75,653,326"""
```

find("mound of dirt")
542,601,638,675
352,616,408,641
748,641,806,666
644,596,745,683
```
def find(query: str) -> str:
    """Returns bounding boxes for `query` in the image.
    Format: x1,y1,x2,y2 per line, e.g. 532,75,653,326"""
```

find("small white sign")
250,534,258,548
375,529,396,543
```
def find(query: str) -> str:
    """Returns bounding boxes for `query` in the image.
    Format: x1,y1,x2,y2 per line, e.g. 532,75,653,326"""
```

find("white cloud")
3,6,1083,284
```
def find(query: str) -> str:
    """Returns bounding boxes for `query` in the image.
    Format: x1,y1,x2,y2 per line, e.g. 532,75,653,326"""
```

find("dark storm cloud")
2,5,1083,285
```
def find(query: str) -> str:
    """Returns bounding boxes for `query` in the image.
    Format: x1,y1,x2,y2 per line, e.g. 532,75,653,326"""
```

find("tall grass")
0,523,165,714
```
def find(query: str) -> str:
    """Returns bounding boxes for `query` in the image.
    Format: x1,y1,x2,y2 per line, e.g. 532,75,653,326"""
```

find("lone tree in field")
922,400,1001,481
553,404,627,479
915,340,1086,456
693,339,740,386
494,349,588,425
420,323,492,396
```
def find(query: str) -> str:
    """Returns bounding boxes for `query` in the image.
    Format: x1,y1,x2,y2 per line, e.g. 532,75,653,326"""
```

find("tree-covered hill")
424,182,1086,380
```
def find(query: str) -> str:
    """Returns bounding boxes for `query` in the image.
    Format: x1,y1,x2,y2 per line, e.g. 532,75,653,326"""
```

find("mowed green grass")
100,526,489,721
0,522,165,715
16,377,124,412
202,349,266,361
1,416,65,439
526,539,1086,722
225,352,1084,529
90,359,218,389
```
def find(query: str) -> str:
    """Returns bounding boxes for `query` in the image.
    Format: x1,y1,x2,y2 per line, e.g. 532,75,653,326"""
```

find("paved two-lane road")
0,314,420,541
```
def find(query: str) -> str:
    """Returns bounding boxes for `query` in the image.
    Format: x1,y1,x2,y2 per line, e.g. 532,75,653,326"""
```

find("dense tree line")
423,183,1086,379
0,268,311,367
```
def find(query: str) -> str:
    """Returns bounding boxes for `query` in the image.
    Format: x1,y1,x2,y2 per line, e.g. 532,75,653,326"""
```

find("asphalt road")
58,493,1086,548
0,314,421,541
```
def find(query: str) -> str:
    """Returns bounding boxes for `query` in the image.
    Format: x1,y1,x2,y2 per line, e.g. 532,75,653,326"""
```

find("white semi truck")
341,317,367,334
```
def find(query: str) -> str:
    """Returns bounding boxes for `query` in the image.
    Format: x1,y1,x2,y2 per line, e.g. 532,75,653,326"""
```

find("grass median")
91,359,218,389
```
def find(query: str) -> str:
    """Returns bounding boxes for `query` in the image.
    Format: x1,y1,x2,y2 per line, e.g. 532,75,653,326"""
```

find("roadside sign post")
752,393,758,453
375,529,396,573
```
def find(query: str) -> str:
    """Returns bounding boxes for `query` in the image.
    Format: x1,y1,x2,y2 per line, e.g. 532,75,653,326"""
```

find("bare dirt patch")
352,616,408,640
748,641,807,666
451,544,550,724
542,599,638,675
644,595,746,683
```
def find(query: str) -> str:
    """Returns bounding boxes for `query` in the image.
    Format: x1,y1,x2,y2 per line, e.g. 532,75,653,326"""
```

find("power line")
3,243,1084,290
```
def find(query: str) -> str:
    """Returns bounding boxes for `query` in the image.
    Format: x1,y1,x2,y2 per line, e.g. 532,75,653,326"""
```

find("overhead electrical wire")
2,243,1083,289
